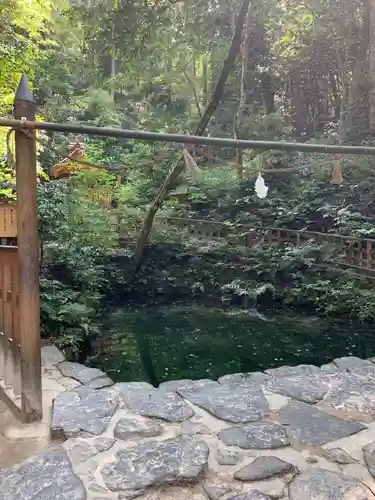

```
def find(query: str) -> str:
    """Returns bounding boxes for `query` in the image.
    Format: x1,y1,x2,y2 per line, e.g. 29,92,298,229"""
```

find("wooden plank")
0,204,17,238
0,383,26,422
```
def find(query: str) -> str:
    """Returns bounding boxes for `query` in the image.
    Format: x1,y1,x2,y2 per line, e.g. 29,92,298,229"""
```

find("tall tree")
130,0,253,277
369,0,375,133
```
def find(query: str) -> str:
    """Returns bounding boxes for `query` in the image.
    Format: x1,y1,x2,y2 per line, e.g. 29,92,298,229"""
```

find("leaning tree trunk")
235,0,252,178
129,0,252,278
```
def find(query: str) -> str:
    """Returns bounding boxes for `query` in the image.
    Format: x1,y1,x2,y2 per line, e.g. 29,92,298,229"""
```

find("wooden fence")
0,75,42,422
153,217,375,272
0,244,21,404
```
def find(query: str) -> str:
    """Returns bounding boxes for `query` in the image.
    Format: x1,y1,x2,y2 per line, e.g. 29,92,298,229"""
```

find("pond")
93,304,375,385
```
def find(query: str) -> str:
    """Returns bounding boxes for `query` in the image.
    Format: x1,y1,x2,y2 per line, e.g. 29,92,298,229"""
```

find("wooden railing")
0,234,41,422
152,217,375,272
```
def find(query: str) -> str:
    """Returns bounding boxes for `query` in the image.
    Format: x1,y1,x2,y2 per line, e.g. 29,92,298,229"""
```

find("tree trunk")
369,0,375,133
109,12,116,101
343,0,370,140
202,55,209,106
260,73,275,115
235,0,252,178
130,0,252,278
329,69,341,120
291,72,307,136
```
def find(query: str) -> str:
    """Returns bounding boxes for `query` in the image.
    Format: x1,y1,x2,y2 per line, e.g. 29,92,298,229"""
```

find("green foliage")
286,277,375,323
221,279,275,303
187,167,239,203
122,143,179,200
0,0,54,107
0,159,16,200
2,0,375,362
38,176,118,355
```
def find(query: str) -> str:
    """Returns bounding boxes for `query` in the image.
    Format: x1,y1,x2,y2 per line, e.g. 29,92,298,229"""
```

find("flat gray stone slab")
334,356,374,370
101,436,208,494
158,379,196,392
228,493,272,500
322,447,358,464
86,376,114,390
289,468,375,499
321,376,375,418
278,402,366,446
0,448,86,500
265,364,321,378
234,456,295,481
265,373,330,404
58,361,113,388
114,417,163,440
364,442,375,479
115,381,154,390
159,379,219,392
51,386,118,438
218,372,269,388
333,357,375,380
116,383,194,422
178,383,269,423
203,484,232,500
219,422,289,449
320,362,338,373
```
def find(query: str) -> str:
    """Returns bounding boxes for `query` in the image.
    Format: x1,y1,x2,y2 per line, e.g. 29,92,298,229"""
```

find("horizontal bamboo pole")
2,118,375,155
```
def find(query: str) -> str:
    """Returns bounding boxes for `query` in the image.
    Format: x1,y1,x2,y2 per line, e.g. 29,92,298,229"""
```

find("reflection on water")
94,305,375,385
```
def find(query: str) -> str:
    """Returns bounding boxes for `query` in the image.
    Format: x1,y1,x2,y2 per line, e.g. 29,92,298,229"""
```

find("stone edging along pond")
3,349,375,499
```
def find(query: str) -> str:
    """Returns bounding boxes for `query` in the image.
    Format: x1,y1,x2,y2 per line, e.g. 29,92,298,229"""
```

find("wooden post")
13,73,42,421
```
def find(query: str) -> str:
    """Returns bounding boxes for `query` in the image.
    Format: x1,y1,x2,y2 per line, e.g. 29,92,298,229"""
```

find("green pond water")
95,305,375,385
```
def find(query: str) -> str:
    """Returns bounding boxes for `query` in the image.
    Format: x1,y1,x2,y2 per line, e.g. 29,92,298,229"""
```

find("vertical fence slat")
3,258,13,388
366,240,372,270
0,252,3,334
0,253,4,382
11,254,20,397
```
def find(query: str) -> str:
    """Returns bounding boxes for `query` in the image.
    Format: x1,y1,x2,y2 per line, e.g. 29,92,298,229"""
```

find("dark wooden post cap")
14,73,35,105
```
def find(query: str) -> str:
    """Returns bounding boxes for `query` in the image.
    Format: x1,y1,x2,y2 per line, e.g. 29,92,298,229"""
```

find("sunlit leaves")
0,0,56,108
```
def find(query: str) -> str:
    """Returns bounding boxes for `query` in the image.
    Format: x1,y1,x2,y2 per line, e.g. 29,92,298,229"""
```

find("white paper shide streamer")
255,173,268,199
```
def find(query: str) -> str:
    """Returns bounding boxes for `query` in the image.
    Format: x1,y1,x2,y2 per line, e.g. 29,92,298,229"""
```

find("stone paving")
4,350,375,498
